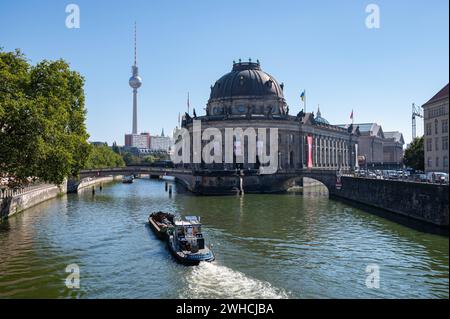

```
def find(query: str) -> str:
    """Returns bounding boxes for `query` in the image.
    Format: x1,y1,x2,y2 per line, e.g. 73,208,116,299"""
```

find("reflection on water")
0,179,448,299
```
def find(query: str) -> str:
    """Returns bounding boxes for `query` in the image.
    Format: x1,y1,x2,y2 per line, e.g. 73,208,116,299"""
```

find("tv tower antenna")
129,22,142,135
411,102,423,140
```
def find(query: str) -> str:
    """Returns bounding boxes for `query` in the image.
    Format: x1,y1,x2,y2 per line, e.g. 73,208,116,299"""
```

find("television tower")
129,22,142,134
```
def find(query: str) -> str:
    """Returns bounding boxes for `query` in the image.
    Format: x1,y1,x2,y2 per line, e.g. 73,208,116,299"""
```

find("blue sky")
1,0,448,145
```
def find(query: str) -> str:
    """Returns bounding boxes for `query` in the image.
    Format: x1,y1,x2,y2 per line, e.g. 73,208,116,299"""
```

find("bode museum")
176,60,360,194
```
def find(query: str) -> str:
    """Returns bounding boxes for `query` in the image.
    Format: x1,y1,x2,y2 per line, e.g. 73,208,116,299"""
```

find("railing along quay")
0,183,48,199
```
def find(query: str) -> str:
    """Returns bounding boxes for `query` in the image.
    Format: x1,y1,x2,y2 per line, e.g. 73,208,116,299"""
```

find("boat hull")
148,212,174,240
167,236,215,266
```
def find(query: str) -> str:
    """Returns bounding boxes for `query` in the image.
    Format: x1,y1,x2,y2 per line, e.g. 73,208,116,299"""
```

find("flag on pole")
300,90,305,102
350,109,353,120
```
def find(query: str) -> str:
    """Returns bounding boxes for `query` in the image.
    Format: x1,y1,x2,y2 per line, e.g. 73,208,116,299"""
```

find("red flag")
307,136,313,168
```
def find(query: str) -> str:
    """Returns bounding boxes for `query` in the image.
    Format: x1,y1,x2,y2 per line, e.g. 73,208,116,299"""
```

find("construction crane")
411,102,423,140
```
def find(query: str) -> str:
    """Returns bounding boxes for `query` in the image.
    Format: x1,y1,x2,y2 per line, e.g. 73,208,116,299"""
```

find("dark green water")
0,179,448,298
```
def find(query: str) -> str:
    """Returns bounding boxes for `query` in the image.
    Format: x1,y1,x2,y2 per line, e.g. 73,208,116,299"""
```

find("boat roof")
174,221,193,226
185,216,200,223
174,216,201,226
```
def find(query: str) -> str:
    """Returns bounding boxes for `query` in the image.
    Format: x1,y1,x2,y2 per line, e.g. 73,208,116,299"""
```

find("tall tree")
404,136,424,171
0,49,91,186
84,144,125,169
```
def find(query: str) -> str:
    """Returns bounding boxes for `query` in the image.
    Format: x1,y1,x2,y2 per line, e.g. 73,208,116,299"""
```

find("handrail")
0,183,50,199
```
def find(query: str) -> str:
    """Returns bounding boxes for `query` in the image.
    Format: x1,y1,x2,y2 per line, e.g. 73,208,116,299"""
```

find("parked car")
367,171,377,178
415,174,428,182
427,172,449,183
383,170,399,180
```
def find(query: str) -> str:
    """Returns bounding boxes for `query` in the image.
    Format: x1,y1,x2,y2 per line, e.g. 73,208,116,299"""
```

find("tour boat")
122,175,134,183
148,211,176,240
167,216,215,265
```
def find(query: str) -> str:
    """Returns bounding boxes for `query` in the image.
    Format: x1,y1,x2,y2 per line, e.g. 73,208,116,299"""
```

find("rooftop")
423,83,449,106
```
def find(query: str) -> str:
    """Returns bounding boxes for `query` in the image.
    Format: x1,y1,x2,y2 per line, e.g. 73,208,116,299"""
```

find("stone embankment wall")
1,176,121,220
333,177,449,227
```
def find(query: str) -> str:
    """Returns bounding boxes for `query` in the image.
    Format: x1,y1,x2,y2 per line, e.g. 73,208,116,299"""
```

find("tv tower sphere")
129,72,142,89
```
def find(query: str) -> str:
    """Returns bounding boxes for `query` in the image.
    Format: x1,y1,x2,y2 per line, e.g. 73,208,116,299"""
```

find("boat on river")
167,216,215,265
122,175,134,183
148,211,175,239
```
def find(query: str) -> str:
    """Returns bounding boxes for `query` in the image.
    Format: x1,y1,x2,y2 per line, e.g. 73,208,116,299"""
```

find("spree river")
0,179,448,299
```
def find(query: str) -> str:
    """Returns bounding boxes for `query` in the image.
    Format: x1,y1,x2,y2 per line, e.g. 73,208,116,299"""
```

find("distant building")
355,123,385,168
383,132,405,167
150,130,172,152
124,132,150,149
339,123,405,169
422,83,449,173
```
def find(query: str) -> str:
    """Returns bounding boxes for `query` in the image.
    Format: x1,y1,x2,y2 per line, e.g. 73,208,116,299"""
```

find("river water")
0,179,448,299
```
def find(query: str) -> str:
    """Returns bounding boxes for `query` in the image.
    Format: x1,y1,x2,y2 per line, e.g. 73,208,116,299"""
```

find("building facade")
125,132,150,149
383,131,405,167
423,83,449,173
150,135,172,152
177,61,360,194
343,123,404,169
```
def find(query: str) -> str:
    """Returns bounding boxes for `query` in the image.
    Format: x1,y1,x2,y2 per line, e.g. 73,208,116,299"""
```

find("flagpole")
304,90,307,113
187,92,190,114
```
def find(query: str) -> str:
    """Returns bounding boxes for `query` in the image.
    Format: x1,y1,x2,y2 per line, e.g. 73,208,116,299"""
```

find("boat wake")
180,262,290,299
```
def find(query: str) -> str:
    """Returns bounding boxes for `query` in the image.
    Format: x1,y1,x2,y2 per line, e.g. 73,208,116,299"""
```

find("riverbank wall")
67,176,122,193
1,184,66,220
332,177,449,228
1,176,120,220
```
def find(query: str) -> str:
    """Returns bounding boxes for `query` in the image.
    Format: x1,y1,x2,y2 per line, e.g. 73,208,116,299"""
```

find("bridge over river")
79,166,449,229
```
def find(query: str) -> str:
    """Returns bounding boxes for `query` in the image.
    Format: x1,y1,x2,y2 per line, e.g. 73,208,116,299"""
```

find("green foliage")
143,155,157,164
404,136,424,171
0,49,91,185
122,152,141,166
119,151,169,166
84,144,125,169
112,141,120,154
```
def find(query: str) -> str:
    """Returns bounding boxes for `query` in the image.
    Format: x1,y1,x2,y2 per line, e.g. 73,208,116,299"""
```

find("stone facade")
382,131,404,167
346,123,404,169
423,84,449,173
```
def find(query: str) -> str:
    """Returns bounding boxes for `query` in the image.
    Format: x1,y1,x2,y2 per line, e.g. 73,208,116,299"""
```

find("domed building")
177,60,359,194
314,106,330,125
207,60,286,117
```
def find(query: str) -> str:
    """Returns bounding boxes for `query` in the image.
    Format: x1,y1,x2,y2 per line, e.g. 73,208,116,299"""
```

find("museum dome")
209,60,284,100
315,107,329,125
206,60,287,117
